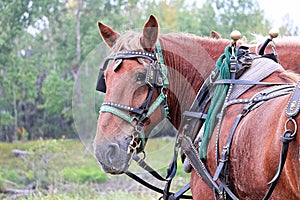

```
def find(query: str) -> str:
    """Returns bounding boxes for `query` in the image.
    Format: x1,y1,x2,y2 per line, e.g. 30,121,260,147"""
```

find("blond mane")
111,30,143,53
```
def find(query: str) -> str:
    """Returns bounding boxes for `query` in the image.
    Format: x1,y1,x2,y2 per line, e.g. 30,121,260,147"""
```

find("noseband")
97,41,169,153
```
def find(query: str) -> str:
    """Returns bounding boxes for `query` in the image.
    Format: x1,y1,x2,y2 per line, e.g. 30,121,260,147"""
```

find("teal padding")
199,45,237,161
100,105,147,148
100,105,137,124
138,130,146,148
146,93,166,118
156,40,169,87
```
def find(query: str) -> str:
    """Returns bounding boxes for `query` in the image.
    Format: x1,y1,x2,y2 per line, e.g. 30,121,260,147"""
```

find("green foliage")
0,0,298,142
0,111,14,126
63,166,106,183
42,71,72,116
0,140,108,196
210,0,270,39
0,139,191,199
0,166,21,183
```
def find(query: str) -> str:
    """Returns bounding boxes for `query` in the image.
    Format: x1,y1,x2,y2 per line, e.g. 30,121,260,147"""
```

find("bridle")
97,41,169,154
96,41,193,199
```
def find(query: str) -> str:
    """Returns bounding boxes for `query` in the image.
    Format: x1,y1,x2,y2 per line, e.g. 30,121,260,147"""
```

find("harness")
179,41,299,199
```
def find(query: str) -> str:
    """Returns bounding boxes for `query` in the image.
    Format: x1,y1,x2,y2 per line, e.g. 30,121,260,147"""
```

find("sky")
257,0,300,29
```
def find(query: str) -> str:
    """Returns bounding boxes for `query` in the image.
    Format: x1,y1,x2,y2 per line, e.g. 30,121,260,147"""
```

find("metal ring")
284,118,297,137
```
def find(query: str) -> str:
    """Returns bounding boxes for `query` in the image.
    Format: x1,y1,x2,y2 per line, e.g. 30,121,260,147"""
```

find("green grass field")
0,138,191,199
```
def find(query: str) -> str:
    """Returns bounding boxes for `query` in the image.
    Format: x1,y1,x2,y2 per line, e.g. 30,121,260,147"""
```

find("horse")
94,15,300,199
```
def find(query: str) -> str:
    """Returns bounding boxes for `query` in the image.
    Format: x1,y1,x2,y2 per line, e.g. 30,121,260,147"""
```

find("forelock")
111,31,143,53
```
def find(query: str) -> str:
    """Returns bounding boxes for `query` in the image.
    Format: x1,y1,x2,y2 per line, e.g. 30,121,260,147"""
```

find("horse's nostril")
106,143,120,164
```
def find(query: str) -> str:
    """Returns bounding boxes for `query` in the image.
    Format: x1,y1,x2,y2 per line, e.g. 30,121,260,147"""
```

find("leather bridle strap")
132,154,167,181
101,41,192,199
263,81,300,200
262,130,295,200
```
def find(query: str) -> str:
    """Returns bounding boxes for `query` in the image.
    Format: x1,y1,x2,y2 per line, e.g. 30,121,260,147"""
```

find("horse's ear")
98,21,120,48
210,30,222,39
140,15,159,52
241,36,248,43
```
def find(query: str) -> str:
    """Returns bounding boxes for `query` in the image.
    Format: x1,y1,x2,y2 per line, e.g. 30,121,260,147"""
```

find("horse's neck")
253,37,300,72
276,41,300,72
160,34,229,128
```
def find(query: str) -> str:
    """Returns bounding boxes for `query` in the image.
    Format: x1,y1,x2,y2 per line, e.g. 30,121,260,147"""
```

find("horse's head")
94,15,168,174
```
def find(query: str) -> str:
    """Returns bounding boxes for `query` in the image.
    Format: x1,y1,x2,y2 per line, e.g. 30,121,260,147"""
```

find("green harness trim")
155,40,169,88
155,40,169,117
100,92,166,125
100,105,137,124
199,45,237,161
146,93,167,118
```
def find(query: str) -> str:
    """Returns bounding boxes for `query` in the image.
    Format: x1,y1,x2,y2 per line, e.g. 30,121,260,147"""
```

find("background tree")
0,0,298,142
278,14,299,36
209,0,271,39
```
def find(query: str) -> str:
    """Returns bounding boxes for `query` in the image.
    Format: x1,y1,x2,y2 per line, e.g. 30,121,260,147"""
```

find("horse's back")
192,66,300,199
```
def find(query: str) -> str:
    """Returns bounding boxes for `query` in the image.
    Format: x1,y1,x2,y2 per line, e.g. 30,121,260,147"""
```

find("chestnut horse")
94,15,300,199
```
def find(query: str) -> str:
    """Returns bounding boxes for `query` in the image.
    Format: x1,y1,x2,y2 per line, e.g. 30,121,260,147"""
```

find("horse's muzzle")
94,139,132,174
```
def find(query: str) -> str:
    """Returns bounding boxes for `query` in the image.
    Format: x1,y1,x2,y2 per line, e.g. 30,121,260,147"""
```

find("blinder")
96,56,121,93
96,69,107,93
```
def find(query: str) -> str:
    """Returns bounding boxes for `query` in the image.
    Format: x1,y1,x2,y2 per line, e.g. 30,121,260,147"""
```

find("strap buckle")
230,56,237,73
284,117,297,137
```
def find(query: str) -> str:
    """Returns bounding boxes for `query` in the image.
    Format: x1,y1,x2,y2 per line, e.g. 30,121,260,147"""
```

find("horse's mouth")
95,141,133,174
99,161,130,174
94,128,147,175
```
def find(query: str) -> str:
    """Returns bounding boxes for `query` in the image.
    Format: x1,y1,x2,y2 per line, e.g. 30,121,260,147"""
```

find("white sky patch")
257,0,300,29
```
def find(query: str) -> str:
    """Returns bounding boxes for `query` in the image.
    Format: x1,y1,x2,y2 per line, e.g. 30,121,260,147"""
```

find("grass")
0,138,191,199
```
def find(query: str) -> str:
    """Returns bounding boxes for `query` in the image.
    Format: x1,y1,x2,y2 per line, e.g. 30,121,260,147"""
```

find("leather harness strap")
169,44,297,199
125,171,192,199
262,81,300,200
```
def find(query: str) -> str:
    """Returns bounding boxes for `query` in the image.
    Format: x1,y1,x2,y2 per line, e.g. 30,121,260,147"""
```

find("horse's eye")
136,72,146,83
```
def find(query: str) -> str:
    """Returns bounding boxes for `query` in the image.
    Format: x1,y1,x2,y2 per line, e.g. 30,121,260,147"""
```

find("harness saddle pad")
229,57,284,100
